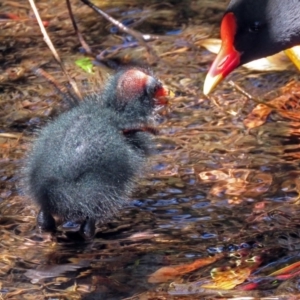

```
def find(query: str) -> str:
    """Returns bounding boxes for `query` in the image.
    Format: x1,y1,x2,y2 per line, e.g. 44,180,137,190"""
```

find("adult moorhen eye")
248,21,263,33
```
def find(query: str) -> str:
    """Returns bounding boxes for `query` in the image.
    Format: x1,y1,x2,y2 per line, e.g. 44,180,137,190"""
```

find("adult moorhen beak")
203,13,241,95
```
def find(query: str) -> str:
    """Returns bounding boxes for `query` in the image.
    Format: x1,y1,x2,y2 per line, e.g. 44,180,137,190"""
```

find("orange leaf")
243,104,272,129
148,254,223,283
201,267,252,290
269,261,300,277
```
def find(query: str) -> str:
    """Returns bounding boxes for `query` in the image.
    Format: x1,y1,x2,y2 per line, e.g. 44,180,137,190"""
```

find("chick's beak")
154,85,174,105
203,12,241,95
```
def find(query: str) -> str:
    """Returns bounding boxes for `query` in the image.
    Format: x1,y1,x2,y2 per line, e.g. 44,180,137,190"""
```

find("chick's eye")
249,21,262,33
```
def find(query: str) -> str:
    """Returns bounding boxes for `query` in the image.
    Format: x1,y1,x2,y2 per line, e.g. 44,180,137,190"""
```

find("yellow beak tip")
203,73,223,96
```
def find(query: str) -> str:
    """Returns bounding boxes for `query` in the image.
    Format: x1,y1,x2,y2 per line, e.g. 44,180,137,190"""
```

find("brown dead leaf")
243,104,272,129
201,256,261,290
148,254,224,283
244,81,300,128
201,266,252,290
199,169,272,198
0,67,25,83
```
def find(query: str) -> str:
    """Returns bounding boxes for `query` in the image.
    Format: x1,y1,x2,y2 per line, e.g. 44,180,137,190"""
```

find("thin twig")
33,67,79,107
80,0,159,62
27,0,82,102
229,81,277,109
66,0,93,55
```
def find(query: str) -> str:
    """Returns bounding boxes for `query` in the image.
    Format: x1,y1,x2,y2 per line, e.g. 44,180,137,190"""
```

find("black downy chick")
24,67,169,239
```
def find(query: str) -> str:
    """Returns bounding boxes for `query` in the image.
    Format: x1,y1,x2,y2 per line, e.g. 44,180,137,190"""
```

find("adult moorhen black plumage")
203,0,300,95
24,67,169,239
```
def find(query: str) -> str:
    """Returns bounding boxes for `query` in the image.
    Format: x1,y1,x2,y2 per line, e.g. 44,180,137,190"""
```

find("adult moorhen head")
203,0,300,95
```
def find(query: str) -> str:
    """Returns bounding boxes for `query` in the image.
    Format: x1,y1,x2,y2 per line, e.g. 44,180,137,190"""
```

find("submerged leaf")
243,104,272,129
201,267,252,290
25,261,90,283
244,81,300,128
148,254,223,283
201,256,262,290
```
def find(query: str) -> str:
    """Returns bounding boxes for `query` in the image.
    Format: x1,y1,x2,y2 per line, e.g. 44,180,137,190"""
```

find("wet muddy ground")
1,0,300,299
